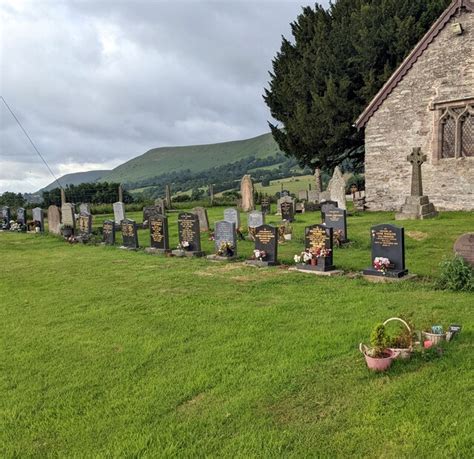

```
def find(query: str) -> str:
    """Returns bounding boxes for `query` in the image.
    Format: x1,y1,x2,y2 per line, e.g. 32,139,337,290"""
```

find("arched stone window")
460,107,474,157
440,109,456,158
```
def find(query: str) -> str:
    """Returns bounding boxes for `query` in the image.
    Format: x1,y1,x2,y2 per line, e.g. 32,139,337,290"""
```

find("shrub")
436,255,473,292
368,323,389,358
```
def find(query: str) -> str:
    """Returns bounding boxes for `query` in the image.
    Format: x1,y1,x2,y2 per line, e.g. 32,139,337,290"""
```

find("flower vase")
310,258,317,266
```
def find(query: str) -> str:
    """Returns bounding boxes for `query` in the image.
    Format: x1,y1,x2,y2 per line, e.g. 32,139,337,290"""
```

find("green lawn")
1,207,473,457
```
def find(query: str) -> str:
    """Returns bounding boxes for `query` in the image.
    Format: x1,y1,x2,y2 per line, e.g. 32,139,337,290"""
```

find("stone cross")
407,147,426,196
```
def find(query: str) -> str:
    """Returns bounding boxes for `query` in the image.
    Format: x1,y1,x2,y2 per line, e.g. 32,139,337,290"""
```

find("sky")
0,0,329,193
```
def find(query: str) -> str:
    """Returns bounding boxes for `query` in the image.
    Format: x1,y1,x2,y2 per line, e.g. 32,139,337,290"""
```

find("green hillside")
40,170,109,192
100,133,282,185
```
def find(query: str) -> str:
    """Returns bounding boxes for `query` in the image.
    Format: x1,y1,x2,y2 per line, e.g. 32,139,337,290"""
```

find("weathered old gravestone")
323,206,348,243
192,207,210,232
295,202,305,213
79,203,91,214
224,208,240,229
32,207,44,232
307,190,319,204
208,220,237,260
320,200,338,220
246,224,278,266
16,208,26,225
276,195,295,216
121,218,139,249
298,190,308,201
172,212,204,257
61,203,75,230
261,197,271,214
327,166,346,210
363,224,408,278
395,147,438,220
103,220,116,245
145,215,170,254
280,200,295,222
295,224,336,273
78,212,92,235
454,233,474,266
1,206,11,229
113,202,126,226
248,210,264,229
143,205,162,228
154,198,166,215
240,175,255,212
314,168,323,193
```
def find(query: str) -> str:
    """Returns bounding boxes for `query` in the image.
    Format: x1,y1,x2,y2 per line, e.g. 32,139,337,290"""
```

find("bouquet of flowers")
252,249,266,261
314,247,332,258
217,241,234,256
333,229,344,247
177,241,190,251
373,256,390,273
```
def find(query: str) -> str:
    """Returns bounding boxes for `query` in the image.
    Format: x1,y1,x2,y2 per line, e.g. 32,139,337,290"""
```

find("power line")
1,96,64,191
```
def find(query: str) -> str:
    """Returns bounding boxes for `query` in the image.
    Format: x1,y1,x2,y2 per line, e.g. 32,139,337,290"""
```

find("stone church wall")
364,11,474,211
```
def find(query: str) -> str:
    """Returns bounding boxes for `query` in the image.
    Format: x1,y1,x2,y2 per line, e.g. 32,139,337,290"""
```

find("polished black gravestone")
246,224,278,267
103,220,116,245
261,198,271,215
296,224,335,273
172,212,204,257
145,215,170,254
280,200,295,222
320,200,338,220
363,224,408,278
121,218,139,249
208,220,237,260
323,207,348,243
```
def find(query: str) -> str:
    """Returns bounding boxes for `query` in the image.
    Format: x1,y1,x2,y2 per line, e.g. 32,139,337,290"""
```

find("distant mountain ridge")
40,170,110,192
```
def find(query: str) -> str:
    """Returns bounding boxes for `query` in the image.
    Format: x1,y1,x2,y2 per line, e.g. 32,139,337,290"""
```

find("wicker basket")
423,331,446,345
383,317,413,360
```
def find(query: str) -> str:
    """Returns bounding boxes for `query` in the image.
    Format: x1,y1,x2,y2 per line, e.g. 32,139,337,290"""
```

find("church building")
355,0,473,211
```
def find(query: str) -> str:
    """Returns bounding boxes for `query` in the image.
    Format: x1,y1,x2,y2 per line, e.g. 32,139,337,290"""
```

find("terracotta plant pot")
360,344,397,371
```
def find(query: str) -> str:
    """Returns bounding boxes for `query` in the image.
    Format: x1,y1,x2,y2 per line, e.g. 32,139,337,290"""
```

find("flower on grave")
217,241,234,256
209,232,215,241
302,250,313,263
177,241,190,250
313,247,332,258
373,256,390,273
253,249,267,261
294,254,302,264
333,229,344,247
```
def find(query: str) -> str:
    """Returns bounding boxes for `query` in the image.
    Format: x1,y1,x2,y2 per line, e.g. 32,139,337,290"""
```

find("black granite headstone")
149,215,170,251
320,200,338,220
103,220,116,245
254,224,278,265
121,218,139,249
363,224,408,278
177,212,201,252
304,224,334,271
280,201,295,222
323,207,347,242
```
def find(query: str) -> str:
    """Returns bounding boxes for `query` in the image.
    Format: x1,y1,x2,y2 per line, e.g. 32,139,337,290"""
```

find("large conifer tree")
263,0,451,171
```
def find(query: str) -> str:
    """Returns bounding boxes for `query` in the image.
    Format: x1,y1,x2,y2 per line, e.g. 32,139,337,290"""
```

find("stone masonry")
364,9,474,211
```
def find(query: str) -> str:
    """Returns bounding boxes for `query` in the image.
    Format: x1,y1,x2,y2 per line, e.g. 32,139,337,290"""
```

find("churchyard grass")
1,208,473,456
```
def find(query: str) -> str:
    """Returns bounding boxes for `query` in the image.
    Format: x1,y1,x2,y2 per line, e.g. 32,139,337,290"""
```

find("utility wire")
1,96,64,191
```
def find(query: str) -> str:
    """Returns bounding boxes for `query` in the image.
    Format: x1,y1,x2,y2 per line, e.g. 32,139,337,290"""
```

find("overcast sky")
0,0,330,193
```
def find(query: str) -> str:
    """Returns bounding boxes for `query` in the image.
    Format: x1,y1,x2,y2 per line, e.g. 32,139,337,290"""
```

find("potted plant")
384,317,414,360
360,323,397,371
423,325,446,345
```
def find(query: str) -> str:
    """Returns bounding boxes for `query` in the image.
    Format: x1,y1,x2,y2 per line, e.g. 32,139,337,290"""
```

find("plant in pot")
423,324,446,346
360,323,397,371
384,317,414,360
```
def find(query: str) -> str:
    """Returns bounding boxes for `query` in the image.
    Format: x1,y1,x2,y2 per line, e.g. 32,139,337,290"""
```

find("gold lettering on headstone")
103,222,113,235
308,227,326,249
327,210,340,222
256,228,274,244
373,229,398,247
179,217,195,242
122,223,134,237
151,220,163,242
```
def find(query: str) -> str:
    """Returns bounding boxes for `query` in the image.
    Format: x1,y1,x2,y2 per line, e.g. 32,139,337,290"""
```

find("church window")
460,109,474,157
440,111,456,158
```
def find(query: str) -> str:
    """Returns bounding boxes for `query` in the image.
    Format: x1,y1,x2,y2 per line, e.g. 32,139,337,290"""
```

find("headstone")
240,175,254,212
224,208,240,229
192,207,210,232
276,195,295,216
79,203,91,214
16,207,26,225
247,225,278,266
395,147,438,220
78,212,92,235
113,202,126,226
298,190,308,201
280,200,295,222
103,220,116,245
121,218,139,249
61,203,75,229
320,200,338,220
295,202,305,214
301,224,335,272
308,190,319,203
363,224,408,278
148,215,170,253
323,206,348,243
32,207,44,232
1,206,11,229
248,210,265,229
174,212,203,255
454,233,474,266
143,205,162,227
213,220,237,258
261,197,271,215
327,166,346,210
314,168,322,193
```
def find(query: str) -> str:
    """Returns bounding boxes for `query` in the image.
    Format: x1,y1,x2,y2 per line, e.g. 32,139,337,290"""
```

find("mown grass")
1,208,473,457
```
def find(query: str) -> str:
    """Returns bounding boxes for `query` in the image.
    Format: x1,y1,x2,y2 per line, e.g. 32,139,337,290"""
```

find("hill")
100,133,282,185
40,170,109,192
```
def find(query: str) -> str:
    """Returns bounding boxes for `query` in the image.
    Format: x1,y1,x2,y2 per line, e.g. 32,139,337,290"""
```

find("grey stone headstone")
308,190,319,203
248,210,264,229
121,218,139,249
61,203,75,229
16,208,26,225
224,208,240,229
48,205,61,234
178,212,201,252
103,220,116,245
323,207,347,242
79,203,91,214
320,200,338,220
113,202,126,225
149,215,170,250
298,190,308,201
154,198,165,214
192,207,209,232
254,224,278,265
214,220,237,256
32,207,44,232
363,224,408,278
1,206,11,229
143,205,163,225
327,166,346,210
454,233,474,267
78,212,92,235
